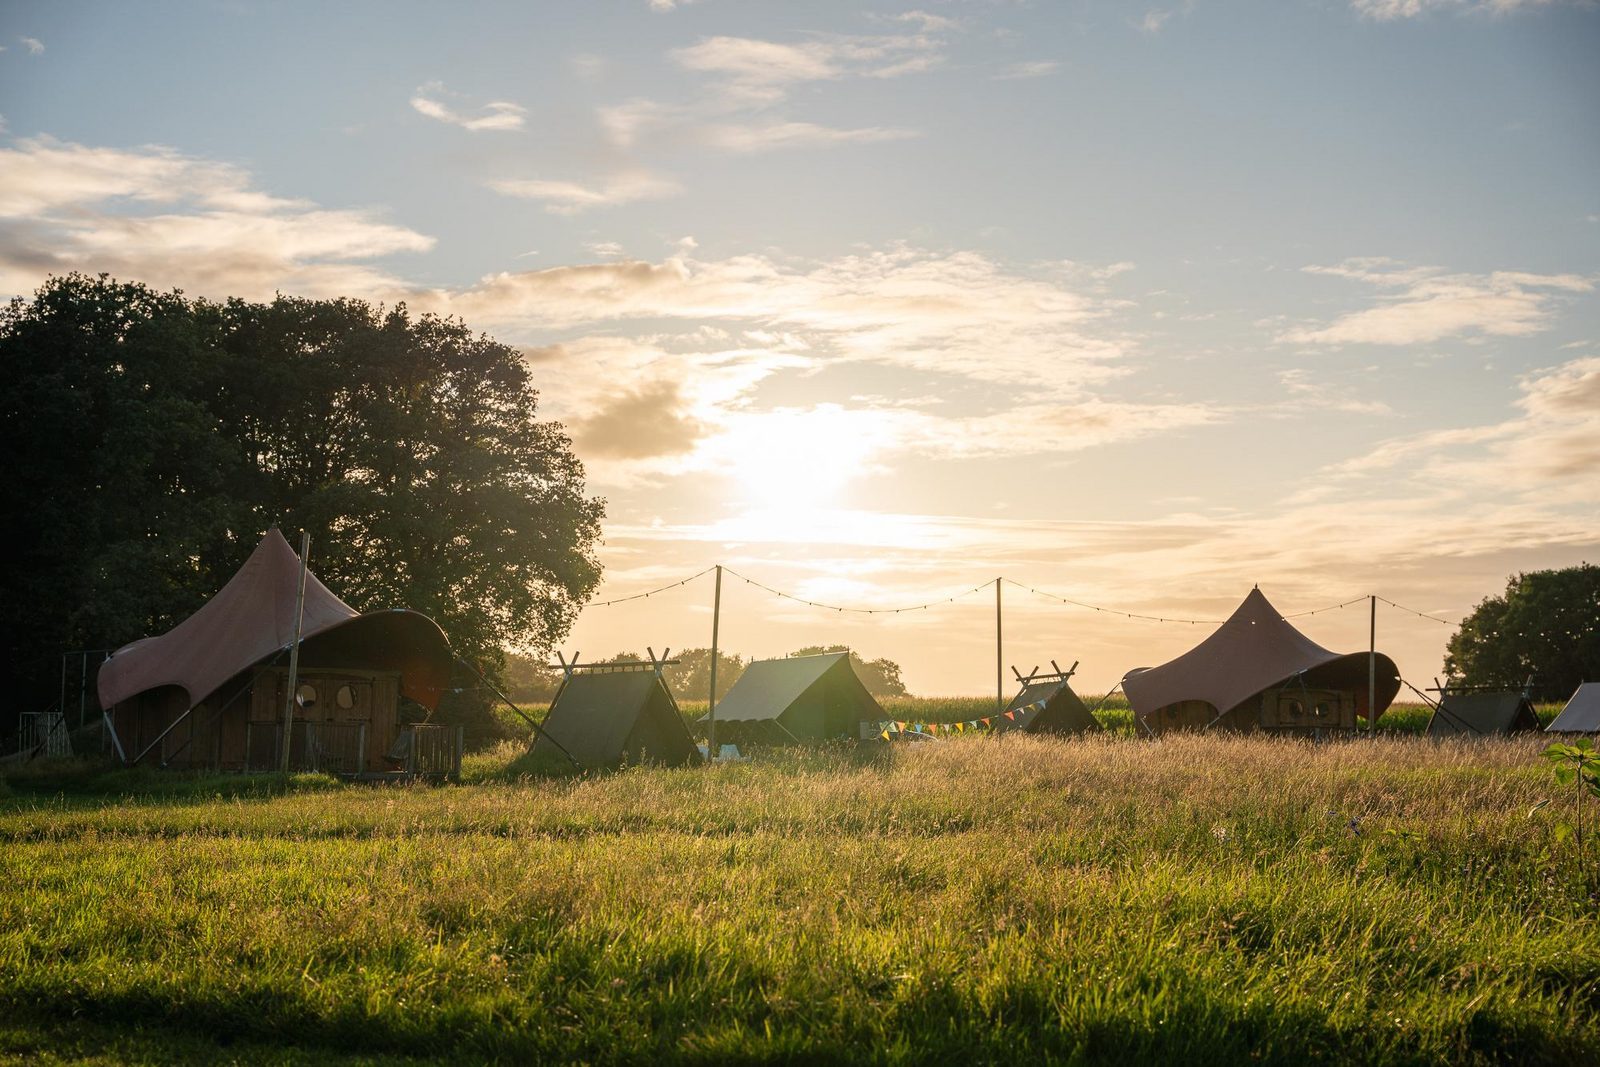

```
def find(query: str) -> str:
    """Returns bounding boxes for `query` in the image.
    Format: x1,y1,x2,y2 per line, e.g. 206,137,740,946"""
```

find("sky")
1,0,1596,697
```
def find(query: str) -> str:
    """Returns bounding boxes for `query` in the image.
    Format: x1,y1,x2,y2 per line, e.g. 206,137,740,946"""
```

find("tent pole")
1368,595,1377,737
454,656,581,769
995,578,1004,714
279,531,311,774
708,564,722,760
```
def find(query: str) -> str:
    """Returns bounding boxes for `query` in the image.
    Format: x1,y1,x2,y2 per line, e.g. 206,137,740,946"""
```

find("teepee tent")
1548,683,1600,733
711,652,884,742
98,528,453,773
1122,587,1399,735
1427,690,1540,738
995,663,1099,735
533,666,701,768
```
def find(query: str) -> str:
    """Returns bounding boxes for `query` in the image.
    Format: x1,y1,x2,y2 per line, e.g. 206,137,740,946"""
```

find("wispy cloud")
1327,356,1600,500
993,60,1060,80
19,37,44,55
1351,0,1583,18
487,171,682,214
0,136,431,301
409,81,526,132
1279,258,1593,345
699,121,917,152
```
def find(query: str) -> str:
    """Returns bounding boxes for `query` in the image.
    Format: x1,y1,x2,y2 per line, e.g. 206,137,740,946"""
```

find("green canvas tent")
710,652,884,743
1426,690,1540,738
533,668,701,768
1548,683,1600,733
996,665,1099,736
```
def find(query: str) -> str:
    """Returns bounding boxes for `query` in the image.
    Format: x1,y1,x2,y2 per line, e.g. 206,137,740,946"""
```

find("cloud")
487,171,683,214
698,121,917,152
0,136,431,302
19,37,43,55
670,28,949,105
1328,356,1600,500
571,380,709,459
1280,259,1593,345
1275,369,1394,415
1351,0,1578,18
410,82,526,132
439,246,1138,391
993,60,1060,80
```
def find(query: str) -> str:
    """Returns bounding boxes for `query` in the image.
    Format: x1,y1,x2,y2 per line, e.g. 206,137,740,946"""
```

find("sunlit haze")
2,0,1596,694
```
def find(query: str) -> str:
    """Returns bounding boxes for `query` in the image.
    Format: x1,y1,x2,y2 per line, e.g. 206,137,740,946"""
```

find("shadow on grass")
0,755,344,807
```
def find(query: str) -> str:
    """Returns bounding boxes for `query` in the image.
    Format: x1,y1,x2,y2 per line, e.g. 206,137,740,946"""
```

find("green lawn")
1,731,1595,1065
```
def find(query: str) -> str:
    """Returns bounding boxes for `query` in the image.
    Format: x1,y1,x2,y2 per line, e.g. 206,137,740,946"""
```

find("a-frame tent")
995,662,1099,736
1426,690,1540,738
711,652,884,743
1548,683,1600,733
1122,587,1400,735
533,665,701,768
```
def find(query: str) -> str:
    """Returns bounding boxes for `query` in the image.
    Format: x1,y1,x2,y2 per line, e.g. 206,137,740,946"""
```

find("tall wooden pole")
1368,594,1377,736
279,532,311,774
707,564,722,760
995,577,1004,713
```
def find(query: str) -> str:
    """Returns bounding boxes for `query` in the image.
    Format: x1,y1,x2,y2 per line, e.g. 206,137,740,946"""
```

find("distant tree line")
506,645,910,705
1,274,604,743
1445,563,1599,701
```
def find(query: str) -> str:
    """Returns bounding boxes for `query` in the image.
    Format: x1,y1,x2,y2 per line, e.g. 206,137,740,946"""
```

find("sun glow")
712,405,894,511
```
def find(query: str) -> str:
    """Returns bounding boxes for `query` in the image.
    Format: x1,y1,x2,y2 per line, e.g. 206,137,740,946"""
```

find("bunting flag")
880,729,891,741
1004,710,1016,720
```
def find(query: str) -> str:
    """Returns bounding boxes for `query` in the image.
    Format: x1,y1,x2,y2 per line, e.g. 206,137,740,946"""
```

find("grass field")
2,726,1596,1065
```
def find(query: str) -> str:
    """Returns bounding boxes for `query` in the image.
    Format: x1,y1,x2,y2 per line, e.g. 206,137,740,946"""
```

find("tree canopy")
1,273,604,740
1445,564,1600,701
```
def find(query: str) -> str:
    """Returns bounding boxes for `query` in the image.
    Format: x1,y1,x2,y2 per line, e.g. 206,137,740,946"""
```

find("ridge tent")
97,528,453,774
711,652,884,743
1427,690,1540,738
533,666,701,768
1121,587,1399,736
1548,683,1600,733
996,664,1099,736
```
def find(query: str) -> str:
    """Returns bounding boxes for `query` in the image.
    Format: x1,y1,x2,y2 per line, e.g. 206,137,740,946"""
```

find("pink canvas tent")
98,528,452,713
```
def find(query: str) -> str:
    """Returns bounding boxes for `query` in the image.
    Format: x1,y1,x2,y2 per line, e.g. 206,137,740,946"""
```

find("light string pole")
1369,594,1377,737
995,577,1004,714
708,563,722,761
278,531,310,774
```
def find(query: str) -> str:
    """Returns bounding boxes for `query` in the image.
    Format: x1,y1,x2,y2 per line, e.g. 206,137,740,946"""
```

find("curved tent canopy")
1121,588,1399,725
98,529,452,712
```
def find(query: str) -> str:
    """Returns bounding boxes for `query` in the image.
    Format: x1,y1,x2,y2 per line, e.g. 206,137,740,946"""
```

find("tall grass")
1,732,1595,1064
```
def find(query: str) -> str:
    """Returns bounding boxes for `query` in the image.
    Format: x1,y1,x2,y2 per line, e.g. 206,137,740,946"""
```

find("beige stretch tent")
712,652,884,743
1427,690,1540,737
98,529,452,773
1122,587,1399,735
995,663,1099,736
1548,683,1600,733
532,666,701,768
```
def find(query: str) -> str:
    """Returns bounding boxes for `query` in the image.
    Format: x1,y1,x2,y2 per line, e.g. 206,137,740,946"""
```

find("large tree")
1,274,604,740
1445,564,1600,701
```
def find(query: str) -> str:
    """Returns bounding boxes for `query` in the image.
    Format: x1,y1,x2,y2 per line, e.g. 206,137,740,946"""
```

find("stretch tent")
97,528,453,772
1548,683,1600,733
1122,587,1399,734
534,667,700,768
1427,691,1540,738
995,668,1099,736
711,652,884,742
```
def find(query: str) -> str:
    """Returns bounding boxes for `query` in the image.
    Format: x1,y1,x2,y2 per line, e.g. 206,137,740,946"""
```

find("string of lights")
1375,596,1457,626
587,565,717,607
578,566,1465,629
721,566,994,614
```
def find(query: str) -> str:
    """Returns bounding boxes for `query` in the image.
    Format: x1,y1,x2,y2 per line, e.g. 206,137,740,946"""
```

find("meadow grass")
2,732,1596,1065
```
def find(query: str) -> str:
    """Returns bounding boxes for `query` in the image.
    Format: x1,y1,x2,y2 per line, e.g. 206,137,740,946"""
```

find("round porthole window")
1314,702,1332,719
296,683,318,709
1283,699,1304,718
336,684,356,710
